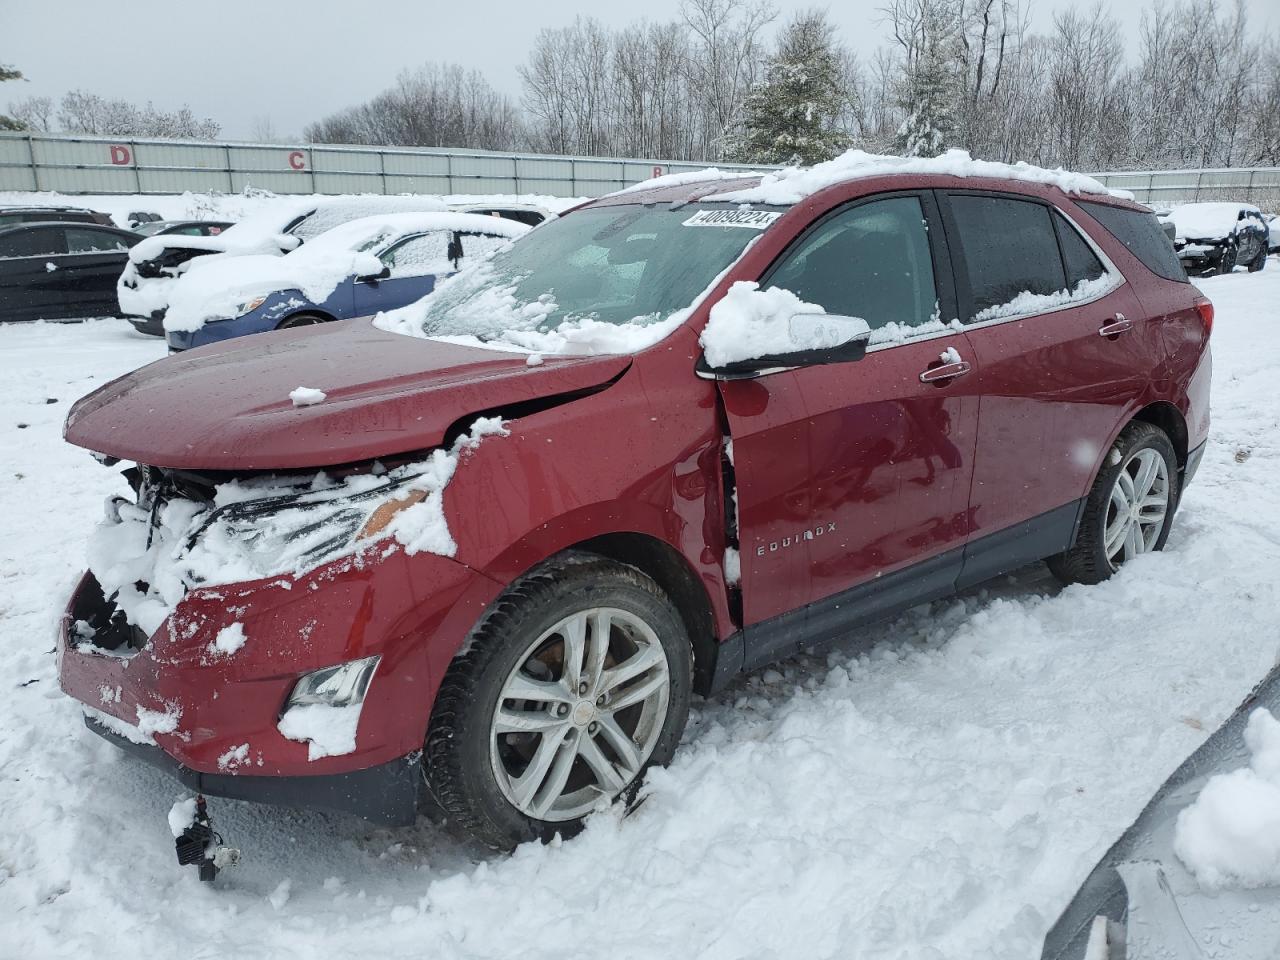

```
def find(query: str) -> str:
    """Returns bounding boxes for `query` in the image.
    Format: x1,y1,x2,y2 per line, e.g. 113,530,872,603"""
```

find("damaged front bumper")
58,545,501,825
85,714,422,825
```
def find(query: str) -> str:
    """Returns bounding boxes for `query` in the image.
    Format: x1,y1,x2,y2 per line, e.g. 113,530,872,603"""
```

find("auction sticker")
683,209,782,229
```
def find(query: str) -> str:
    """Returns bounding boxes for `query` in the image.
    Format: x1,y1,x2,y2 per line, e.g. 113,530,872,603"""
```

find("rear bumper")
86,715,422,825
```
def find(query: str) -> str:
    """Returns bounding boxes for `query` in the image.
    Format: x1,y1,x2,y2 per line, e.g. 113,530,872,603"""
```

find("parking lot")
0,256,1276,956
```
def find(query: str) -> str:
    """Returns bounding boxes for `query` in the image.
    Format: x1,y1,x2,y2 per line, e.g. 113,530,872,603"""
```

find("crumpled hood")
65,319,629,470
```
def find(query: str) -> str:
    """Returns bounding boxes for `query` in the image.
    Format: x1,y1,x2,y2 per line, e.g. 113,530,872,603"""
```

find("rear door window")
1054,213,1107,287
765,195,940,339
1078,201,1187,283
66,227,132,254
0,227,67,258
947,195,1067,321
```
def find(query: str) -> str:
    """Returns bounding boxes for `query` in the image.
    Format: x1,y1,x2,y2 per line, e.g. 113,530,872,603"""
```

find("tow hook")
171,795,240,882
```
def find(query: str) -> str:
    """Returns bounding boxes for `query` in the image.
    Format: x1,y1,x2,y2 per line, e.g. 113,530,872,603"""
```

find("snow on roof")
613,167,770,196
1166,202,1263,241
290,211,528,261
708,149,1132,205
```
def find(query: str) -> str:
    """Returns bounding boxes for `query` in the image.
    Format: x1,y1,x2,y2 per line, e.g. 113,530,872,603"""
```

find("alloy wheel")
1104,447,1171,568
489,607,671,822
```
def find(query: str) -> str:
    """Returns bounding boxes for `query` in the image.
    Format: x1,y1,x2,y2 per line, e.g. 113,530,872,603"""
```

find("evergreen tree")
894,15,960,157
0,64,25,131
729,11,853,165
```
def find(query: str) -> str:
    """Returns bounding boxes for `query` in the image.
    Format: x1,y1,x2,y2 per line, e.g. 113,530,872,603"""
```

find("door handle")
919,360,972,384
1098,314,1133,337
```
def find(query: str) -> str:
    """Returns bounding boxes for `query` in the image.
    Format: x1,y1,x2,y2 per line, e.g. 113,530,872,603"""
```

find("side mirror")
697,313,872,380
358,265,391,283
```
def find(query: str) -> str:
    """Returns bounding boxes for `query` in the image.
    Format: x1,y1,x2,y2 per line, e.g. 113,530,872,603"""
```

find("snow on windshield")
374,204,770,356
1167,202,1261,241
704,148,1132,205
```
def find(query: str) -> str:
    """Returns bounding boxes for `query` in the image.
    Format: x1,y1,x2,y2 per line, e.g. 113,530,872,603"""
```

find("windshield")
410,204,779,342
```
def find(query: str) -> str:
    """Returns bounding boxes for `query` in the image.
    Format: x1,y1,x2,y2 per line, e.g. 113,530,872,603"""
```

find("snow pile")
699,281,869,367
289,387,326,407
277,703,362,761
85,418,507,634
972,275,1115,323
710,149,1132,205
82,702,181,746
210,623,247,658
1167,202,1262,241
167,798,198,838
1173,708,1280,889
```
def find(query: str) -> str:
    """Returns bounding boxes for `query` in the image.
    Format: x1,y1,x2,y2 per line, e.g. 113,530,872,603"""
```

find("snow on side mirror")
697,280,872,380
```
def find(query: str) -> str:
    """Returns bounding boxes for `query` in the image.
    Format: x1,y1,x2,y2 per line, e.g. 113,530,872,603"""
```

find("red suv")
59,163,1211,851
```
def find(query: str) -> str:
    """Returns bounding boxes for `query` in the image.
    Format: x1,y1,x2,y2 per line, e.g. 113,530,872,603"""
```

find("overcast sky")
4,0,1277,140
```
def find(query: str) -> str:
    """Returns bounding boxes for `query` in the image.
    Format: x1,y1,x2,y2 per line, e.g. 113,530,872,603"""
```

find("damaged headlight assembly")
182,473,430,583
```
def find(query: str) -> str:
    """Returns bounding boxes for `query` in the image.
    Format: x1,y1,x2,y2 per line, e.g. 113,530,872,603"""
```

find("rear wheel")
1048,421,1179,585
1248,244,1267,272
423,555,692,850
276,312,327,330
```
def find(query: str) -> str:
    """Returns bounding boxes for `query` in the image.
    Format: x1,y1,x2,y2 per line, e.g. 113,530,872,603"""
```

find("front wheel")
276,312,327,330
1216,245,1238,275
423,555,692,850
1048,421,1179,585
1248,245,1267,272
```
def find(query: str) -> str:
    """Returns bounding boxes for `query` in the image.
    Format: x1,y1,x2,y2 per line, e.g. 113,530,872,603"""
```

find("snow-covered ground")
1,262,1278,957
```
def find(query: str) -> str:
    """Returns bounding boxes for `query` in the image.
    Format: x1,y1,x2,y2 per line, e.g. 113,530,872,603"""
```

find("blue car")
164,212,530,351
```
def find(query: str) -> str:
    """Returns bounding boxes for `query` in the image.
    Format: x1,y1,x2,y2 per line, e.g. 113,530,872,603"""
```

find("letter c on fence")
109,145,131,165
288,151,306,171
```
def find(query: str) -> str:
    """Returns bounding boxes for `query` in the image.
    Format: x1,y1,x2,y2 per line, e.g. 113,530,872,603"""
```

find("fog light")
286,655,380,709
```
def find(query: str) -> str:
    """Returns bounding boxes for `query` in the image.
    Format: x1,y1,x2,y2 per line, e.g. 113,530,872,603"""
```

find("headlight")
287,656,380,709
183,476,428,582
237,296,267,315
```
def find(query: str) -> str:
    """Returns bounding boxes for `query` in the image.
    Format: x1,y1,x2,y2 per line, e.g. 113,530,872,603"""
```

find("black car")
0,206,114,229
1167,202,1270,275
132,220,235,238
0,222,142,322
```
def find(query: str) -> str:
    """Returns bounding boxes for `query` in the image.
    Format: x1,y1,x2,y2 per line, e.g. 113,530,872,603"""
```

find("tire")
1047,421,1179,586
276,312,327,330
1248,244,1267,272
423,554,693,850
1216,244,1237,276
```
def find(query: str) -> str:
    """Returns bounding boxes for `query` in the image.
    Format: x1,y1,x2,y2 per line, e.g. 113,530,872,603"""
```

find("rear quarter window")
1079,201,1187,283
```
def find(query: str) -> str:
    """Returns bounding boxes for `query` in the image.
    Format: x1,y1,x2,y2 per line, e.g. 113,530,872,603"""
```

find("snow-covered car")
117,196,451,335
165,212,530,352
1041,664,1280,960
0,221,143,322
1266,213,1280,253
1166,202,1269,275
132,220,234,238
448,201,554,227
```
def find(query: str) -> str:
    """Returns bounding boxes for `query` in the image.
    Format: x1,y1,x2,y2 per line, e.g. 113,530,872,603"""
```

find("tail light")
1193,296,1214,337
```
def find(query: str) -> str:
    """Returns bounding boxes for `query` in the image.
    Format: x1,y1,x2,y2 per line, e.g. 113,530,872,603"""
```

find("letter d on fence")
109,145,131,165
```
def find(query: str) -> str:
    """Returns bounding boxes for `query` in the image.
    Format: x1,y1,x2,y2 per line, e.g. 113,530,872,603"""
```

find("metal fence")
2,132,1277,207
0,132,768,198
1090,167,1280,207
